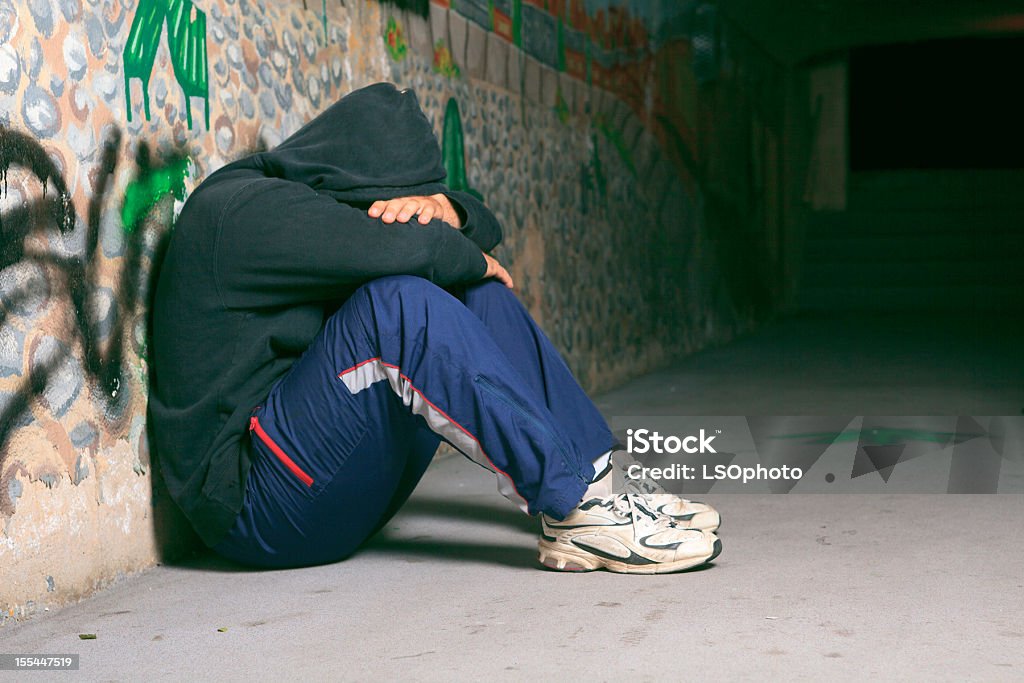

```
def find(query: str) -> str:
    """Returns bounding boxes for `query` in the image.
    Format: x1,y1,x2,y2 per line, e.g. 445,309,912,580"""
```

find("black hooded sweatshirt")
150,83,500,548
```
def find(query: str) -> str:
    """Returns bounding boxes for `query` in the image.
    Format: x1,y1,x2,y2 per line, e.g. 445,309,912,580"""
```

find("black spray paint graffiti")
0,127,187,506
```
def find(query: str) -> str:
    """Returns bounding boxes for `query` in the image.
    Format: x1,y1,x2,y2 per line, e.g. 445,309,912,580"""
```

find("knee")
467,279,509,297
323,276,462,351
464,278,523,312
357,275,461,316
359,275,443,301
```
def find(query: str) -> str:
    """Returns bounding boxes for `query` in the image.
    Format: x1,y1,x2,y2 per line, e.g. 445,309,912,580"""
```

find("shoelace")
611,494,681,530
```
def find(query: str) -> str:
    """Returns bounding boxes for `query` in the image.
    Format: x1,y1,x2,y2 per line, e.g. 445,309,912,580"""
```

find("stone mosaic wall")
0,0,747,620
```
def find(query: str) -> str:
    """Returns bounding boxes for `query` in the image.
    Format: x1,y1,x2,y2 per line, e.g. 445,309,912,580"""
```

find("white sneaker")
538,494,722,574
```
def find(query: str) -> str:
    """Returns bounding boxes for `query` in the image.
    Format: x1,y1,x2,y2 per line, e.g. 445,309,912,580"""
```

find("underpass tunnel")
2,0,1022,662
685,0,1024,416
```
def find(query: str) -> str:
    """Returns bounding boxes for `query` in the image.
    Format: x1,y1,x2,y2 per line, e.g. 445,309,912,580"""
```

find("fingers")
483,253,514,289
417,203,437,224
494,264,514,289
378,199,414,223
395,200,422,223
367,196,445,224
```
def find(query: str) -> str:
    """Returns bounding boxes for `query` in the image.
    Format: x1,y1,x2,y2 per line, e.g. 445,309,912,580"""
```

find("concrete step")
799,170,1024,311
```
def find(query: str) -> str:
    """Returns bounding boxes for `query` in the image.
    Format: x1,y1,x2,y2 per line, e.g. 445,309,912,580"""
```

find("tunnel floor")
2,311,1022,680
594,309,1024,416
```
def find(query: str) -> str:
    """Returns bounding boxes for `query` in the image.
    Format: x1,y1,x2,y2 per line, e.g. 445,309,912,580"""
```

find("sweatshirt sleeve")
441,189,503,253
215,177,487,309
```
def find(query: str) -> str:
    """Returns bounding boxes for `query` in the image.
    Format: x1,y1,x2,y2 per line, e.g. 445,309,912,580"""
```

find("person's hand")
368,194,462,227
483,252,514,289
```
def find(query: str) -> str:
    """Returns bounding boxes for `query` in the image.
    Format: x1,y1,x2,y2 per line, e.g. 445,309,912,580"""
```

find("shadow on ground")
161,495,546,573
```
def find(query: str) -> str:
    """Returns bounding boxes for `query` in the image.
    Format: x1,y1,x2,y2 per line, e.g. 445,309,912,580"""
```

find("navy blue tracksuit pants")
212,275,615,568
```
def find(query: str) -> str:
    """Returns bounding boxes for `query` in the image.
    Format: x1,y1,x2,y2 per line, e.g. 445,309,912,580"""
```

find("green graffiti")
441,97,482,200
554,88,570,124
593,113,636,177
432,40,461,79
121,155,190,233
322,0,328,45
579,164,593,214
124,0,210,130
772,428,979,446
384,15,408,61
512,0,521,47
303,0,328,45
590,132,606,200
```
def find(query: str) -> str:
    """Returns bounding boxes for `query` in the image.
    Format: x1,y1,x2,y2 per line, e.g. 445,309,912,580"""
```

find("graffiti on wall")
0,127,185,509
365,0,714,198
440,97,479,199
124,0,210,130
384,16,409,61
432,40,460,78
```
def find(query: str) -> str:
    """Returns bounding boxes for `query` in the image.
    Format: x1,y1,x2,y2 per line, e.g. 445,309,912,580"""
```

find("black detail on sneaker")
570,539,659,566
638,536,682,551
632,499,662,524
709,538,723,562
578,498,615,511
545,519,631,530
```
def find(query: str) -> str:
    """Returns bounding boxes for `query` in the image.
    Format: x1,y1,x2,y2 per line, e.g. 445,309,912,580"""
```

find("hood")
251,82,449,202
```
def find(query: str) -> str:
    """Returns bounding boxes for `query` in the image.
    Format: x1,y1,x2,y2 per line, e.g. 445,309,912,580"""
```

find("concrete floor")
2,311,1022,681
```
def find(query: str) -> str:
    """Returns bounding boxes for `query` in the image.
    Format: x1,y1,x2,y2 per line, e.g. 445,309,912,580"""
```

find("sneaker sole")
538,538,722,575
